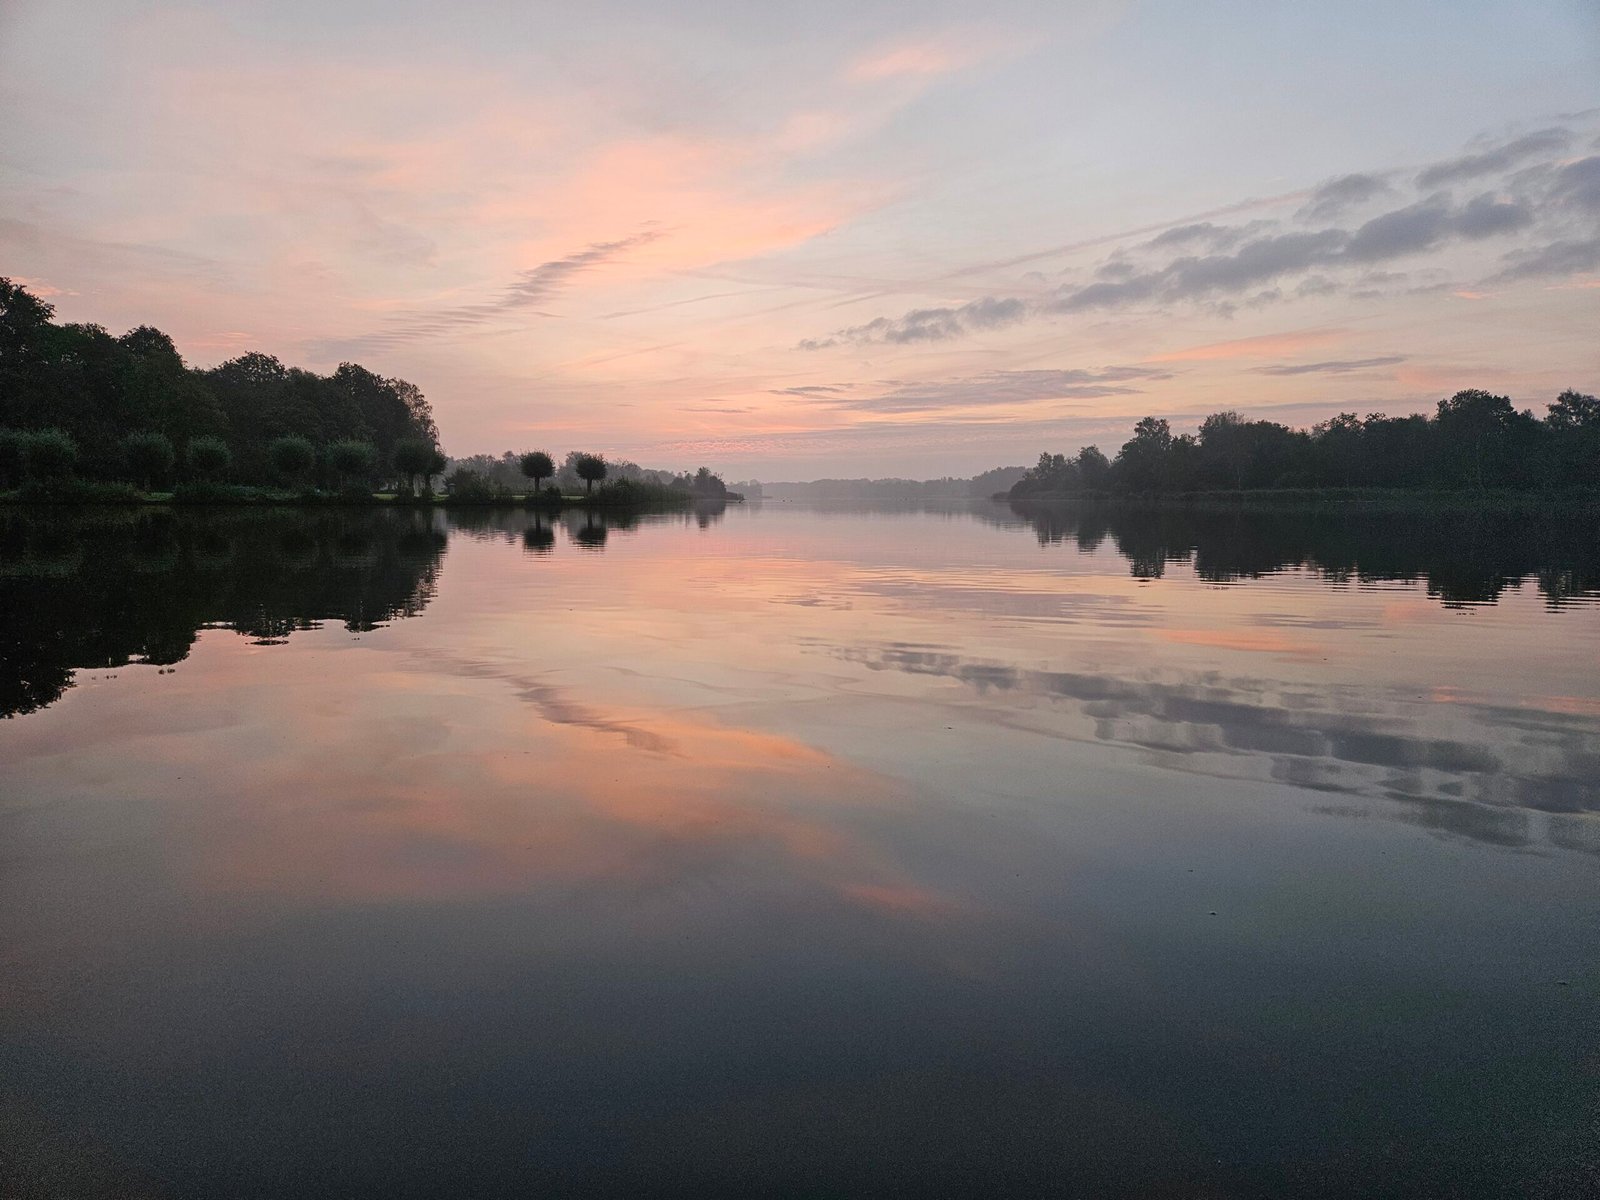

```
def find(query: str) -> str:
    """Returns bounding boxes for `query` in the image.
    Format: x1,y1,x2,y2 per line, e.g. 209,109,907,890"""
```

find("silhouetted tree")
424,448,447,494
394,438,436,493
574,453,607,495
0,279,441,488
1548,389,1600,430
520,450,554,493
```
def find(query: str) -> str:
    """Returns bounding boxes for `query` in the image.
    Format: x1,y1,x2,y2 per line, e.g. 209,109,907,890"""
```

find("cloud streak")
315,231,664,354
798,295,1028,349
816,366,1171,414
1252,356,1407,376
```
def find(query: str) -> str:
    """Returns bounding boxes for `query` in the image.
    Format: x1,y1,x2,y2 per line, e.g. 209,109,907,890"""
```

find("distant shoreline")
0,490,744,510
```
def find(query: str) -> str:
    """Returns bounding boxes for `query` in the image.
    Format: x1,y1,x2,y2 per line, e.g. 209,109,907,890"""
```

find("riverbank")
0,483,744,509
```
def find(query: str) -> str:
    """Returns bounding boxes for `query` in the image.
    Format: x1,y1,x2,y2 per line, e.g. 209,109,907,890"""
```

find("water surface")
1,502,1597,1197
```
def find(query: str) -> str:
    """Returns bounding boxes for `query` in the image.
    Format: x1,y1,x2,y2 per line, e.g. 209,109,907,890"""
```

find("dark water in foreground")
1,502,1597,1198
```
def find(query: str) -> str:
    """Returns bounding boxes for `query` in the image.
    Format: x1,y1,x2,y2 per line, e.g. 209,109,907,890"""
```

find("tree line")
0,278,442,496
1009,389,1599,499
443,448,734,503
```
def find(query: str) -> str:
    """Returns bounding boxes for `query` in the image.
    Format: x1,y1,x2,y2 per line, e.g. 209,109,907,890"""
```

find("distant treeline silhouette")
1009,389,1599,499
0,278,442,495
764,466,1026,501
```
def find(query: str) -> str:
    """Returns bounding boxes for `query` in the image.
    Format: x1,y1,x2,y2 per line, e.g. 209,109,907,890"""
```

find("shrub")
328,439,378,494
25,428,78,481
186,435,232,480
17,477,142,503
0,428,27,489
268,435,316,486
122,431,177,491
444,467,506,503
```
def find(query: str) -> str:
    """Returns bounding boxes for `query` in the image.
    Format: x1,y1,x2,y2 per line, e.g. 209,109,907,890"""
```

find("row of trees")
1009,389,1599,498
444,448,732,501
0,278,442,492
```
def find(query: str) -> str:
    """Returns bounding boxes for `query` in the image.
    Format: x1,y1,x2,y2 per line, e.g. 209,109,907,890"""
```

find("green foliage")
443,467,508,503
17,477,142,504
267,435,316,485
425,449,448,494
25,428,78,481
328,439,378,486
170,481,280,504
186,435,232,480
0,428,27,489
122,431,176,491
585,477,692,506
0,278,440,490
393,438,436,491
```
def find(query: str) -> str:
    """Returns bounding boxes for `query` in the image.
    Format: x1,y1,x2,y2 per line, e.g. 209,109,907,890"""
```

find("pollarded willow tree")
574,453,607,495
520,450,554,493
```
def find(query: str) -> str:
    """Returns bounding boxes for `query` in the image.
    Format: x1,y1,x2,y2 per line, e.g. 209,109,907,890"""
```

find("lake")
1,501,1596,1197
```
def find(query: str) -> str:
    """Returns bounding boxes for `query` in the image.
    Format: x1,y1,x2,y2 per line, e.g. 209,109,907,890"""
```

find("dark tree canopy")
0,278,440,491
1011,388,1599,499
573,453,607,494
123,431,176,490
268,435,316,485
520,450,554,489
187,435,231,479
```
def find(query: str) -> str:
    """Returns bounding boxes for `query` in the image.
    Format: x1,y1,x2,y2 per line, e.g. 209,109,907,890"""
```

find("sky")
1,0,1597,478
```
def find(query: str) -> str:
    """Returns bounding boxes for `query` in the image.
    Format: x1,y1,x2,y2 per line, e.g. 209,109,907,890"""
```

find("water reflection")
823,641,1600,854
0,508,446,718
0,501,1597,1196
1000,501,1600,606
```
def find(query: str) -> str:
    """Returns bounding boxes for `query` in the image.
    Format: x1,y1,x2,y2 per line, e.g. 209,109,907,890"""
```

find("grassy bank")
0,481,743,509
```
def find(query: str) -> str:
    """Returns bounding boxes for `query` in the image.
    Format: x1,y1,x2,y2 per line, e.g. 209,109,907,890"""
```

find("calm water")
1,502,1597,1198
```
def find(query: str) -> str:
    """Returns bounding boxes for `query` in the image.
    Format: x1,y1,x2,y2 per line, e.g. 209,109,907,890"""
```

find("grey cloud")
1296,276,1339,297
1416,128,1572,189
1489,236,1600,282
770,385,849,396
1052,229,1347,312
1253,356,1408,376
1549,155,1600,214
798,294,1029,349
794,122,1586,345
1095,259,1139,280
1343,198,1452,261
1453,193,1535,239
1297,173,1392,222
823,366,1170,414
1051,189,1551,314
1142,219,1276,252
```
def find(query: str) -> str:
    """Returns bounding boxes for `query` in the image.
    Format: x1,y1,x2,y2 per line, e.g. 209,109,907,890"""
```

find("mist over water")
1,501,1596,1197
